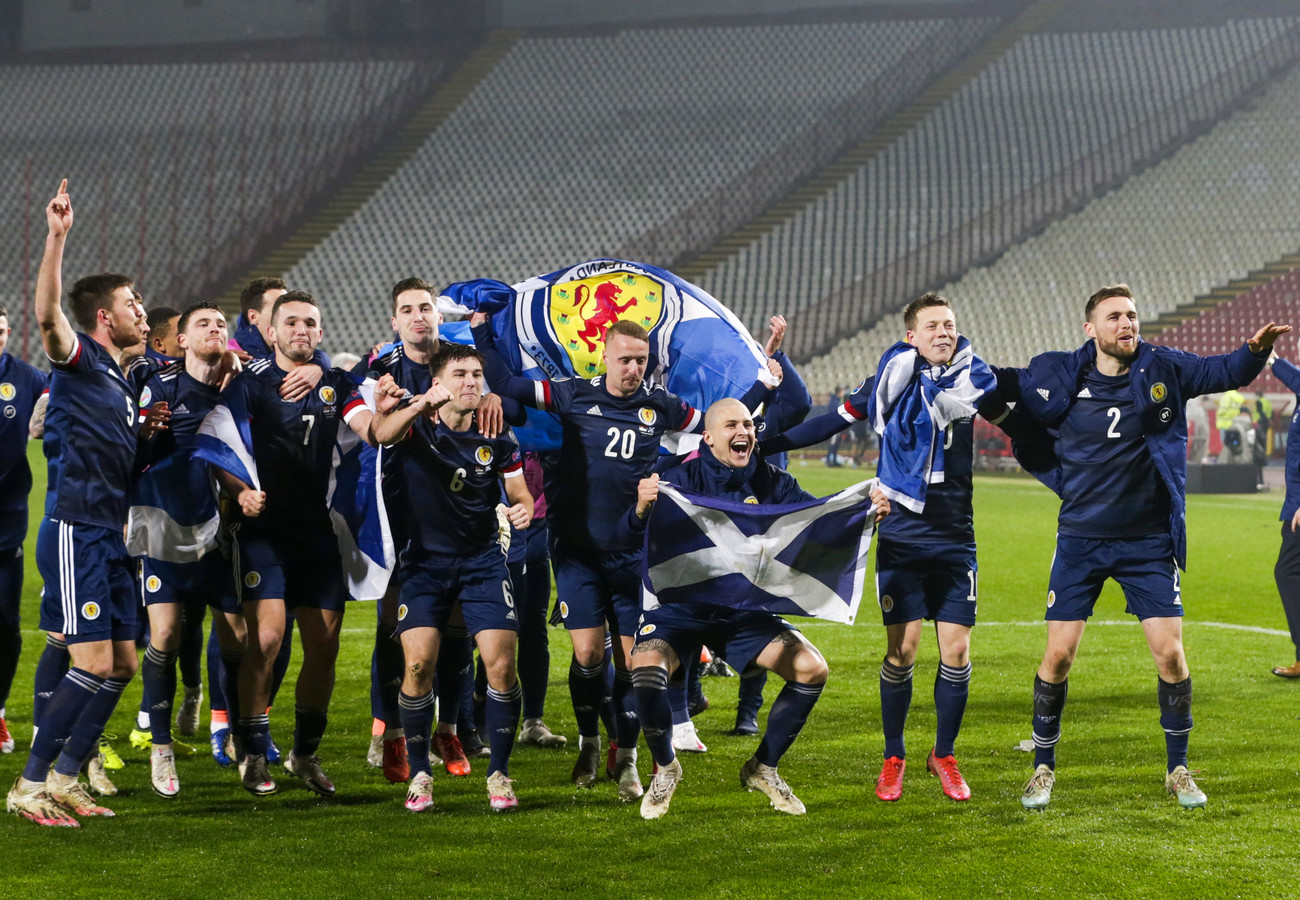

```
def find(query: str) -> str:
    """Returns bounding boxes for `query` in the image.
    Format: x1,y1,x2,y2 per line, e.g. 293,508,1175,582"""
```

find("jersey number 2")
604,427,636,459
1106,407,1121,439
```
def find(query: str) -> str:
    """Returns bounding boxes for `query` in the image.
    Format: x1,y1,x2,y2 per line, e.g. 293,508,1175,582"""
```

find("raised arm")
501,467,534,530
35,180,78,363
470,315,553,408
1180,324,1288,397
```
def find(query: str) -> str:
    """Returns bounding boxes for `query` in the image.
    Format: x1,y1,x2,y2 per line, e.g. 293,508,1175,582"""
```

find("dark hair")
391,277,435,313
429,342,483,378
605,319,649,344
903,291,951,331
177,301,224,335
69,273,134,332
0,304,8,320
1085,284,1134,320
271,290,319,324
146,306,181,342
240,276,287,315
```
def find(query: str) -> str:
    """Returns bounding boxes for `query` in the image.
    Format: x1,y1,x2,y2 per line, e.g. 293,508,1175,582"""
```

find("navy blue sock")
600,639,616,742
32,635,70,726
53,676,128,778
517,555,551,721
240,714,272,757
220,651,242,728
632,667,674,766
399,690,435,777
612,668,641,750
737,670,767,721
933,661,972,758
142,644,178,745
293,704,328,758
24,667,102,781
436,627,470,728
269,615,294,708
668,673,690,727
1032,675,1068,770
755,680,823,767
179,601,205,689
880,660,913,759
371,627,404,729
485,682,522,776
569,658,604,738
684,654,705,710
0,546,22,711
206,627,225,716
1159,676,1193,773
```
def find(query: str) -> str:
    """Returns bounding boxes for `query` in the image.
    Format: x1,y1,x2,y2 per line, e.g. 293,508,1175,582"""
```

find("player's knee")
572,646,604,669
484,657,515,690
885,645,917,668
111,658,138,681
794,649,829,685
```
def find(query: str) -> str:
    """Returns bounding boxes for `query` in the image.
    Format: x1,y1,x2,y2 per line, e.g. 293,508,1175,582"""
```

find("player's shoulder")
246,356,276,378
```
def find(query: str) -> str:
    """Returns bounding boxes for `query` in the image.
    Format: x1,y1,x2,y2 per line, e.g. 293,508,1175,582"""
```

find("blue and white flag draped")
866,337,995,514
127,444,222,565
193,376,393,601
439,259,775,452
642,481,878,625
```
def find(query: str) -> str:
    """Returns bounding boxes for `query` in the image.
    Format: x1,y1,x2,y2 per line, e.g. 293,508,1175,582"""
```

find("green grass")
4,444,1300,898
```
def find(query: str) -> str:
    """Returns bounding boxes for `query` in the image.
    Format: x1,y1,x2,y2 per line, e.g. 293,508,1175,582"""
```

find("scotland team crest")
318,386,337,404
638,407,657,427
549,267,666,378
475,445,493,466
244,571,261,588
1150,383,1167,402
146,575,162,593
82,601,100,620
1,382,17,401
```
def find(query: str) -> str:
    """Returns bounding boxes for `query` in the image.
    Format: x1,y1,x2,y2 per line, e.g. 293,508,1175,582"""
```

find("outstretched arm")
36,180,78,364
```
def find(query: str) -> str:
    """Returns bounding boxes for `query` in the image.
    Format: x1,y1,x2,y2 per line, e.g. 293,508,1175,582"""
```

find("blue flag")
440,259,774,451
642,481,878,625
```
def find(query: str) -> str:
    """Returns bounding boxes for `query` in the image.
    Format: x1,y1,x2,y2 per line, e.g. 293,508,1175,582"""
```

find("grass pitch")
3,446,1299,898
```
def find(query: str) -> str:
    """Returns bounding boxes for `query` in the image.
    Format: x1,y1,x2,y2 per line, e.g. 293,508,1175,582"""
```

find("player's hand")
766,357,784,386
417,383,453,415
476,392,504,439
1248,322,1291,354
140,401,171,438
635,474,660,520
373,374,405,415
470,312,488,328
46,179,73,238
216,349,243,391
869,484,891,523
504,502,532,530
1291,507,1300,533
230,347,253,364
764,315,787,357
238,488,266,518
279,363,323,401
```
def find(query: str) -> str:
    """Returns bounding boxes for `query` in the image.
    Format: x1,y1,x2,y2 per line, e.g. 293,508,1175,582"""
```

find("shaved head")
704,398,749,436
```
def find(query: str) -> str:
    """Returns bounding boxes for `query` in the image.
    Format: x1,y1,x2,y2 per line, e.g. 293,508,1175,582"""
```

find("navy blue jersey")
362,343,431,396
1273,358,1300,524
43,334,147,530
0,351,48,543
398,418,522,558
230,359,366,532
231,314,270,359
1056,369,1168,538
131,362,228,590
536,376,699,550
878,416,976,548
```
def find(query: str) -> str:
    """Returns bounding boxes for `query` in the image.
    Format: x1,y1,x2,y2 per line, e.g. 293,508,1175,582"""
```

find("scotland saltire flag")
193,385,260,491
127,445,222,565
193,376,393,601
439,259,774,451
642,481,878,625
866,336,994,514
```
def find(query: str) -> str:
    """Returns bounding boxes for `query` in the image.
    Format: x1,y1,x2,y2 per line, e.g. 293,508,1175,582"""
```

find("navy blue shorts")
552,541,641,637
232,522,347,612
394,545,518,637
875,539,978,627
36,517,137,644
634,601,796,675
0,544,22,630
140,556,240,615
1047,532,1182,621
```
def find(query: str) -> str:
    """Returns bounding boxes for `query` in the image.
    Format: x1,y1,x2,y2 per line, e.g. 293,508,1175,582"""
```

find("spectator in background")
1218,388,1246,448
1186,397,1210,464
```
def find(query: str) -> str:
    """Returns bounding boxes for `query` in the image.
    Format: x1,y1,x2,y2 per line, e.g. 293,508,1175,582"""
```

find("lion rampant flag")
438,259,775,450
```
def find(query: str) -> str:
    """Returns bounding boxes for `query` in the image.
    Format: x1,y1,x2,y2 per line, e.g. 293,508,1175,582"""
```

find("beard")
279,342,314,363
1097,334,1138,364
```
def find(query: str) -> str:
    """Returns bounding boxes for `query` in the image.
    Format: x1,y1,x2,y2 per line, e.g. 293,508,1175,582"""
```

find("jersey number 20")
604,427,636,459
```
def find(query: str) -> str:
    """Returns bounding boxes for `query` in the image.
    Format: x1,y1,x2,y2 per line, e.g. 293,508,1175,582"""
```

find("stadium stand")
0,58,436,360
800,27,1300,395
286,14,1003,353
715,16,1300,366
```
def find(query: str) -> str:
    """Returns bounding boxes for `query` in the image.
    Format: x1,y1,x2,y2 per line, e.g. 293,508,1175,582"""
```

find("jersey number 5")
604,427,636,459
